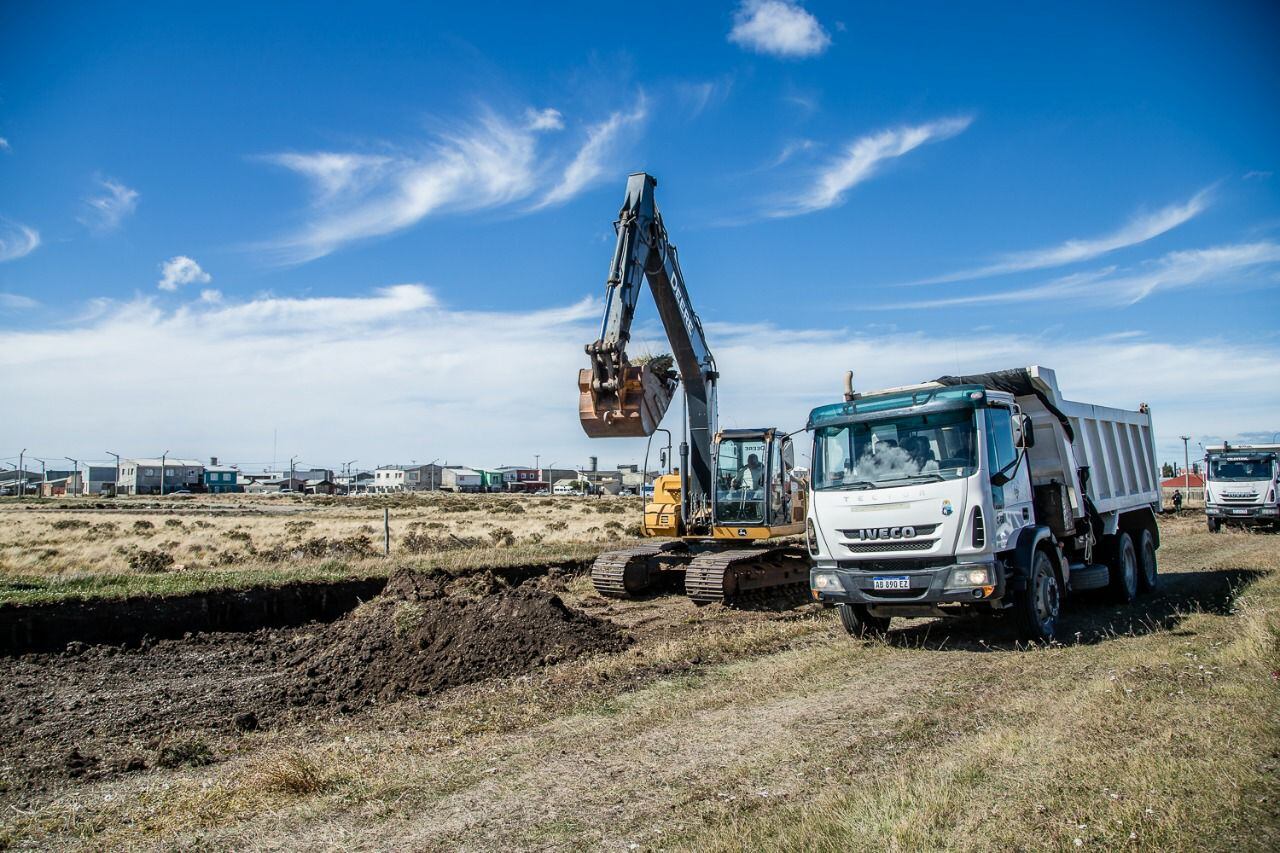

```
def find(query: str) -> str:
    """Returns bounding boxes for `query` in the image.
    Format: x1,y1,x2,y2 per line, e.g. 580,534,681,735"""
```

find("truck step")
1069,563,1110,591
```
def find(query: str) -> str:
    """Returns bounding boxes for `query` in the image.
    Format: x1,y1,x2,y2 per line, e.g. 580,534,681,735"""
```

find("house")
117,458,205,495
553,478,588,496
1161,472,1205,507
84,465,117,495
0,470,40,496
496,466,541,492
478,469,508,492
203,466,242,494
264,468,333,483
441,467,483,492
372,466,406,492
336,471,375,493
37,476,77,497
304,478,337,495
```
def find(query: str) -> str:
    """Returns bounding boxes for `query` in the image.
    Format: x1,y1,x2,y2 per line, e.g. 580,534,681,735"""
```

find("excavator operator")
737,453,764,489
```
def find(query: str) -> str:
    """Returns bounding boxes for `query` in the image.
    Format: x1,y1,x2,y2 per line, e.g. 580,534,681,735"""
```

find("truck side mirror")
1017,414,1035,449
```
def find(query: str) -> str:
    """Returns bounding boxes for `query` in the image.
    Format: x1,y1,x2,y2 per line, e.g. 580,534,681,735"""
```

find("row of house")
2,454,654,497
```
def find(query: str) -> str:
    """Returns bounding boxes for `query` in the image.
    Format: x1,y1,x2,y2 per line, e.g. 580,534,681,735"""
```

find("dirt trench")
0,564,624,794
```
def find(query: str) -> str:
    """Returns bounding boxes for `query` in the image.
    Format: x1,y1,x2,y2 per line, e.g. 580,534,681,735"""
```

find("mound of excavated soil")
288,568,628,706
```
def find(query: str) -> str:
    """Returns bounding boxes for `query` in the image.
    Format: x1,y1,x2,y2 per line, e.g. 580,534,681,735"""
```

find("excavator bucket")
578,363,674,438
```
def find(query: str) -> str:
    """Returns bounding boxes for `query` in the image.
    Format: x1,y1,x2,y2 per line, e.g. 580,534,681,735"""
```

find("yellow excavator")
578,172,809,604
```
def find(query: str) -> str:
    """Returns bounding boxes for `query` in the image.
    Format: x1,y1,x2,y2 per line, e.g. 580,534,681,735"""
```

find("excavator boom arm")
580,172,718,526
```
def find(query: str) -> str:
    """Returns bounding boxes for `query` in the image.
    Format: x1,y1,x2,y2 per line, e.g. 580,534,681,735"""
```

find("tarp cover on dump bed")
932,368,1075,442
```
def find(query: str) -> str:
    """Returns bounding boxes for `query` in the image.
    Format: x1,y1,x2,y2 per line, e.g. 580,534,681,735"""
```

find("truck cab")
1204,444,1280,532
806,366,1161,642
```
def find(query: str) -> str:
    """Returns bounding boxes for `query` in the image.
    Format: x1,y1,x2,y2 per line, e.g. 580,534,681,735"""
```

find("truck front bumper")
1206,504,1278,521
810,559,1006,607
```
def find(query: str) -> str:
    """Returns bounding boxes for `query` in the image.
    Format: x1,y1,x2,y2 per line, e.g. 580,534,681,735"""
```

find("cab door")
767,436,794,527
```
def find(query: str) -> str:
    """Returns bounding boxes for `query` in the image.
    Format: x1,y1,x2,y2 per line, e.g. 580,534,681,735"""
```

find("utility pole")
290,455,298,492
65,457,79,497
160,450,169,496
344,459,357,495
106,451,120,497
1180,436,1191,503
17,448,25,499
428,457,439,492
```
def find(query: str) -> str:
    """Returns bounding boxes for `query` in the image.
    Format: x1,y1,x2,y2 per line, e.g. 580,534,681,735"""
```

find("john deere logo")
737,528,748,537
854,526,917,541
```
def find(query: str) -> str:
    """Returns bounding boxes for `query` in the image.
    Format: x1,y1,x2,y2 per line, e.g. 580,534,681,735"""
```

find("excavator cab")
710,430,805,540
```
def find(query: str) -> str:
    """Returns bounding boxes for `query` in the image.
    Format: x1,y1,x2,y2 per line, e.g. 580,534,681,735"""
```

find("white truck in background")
1204,443,1280,532
806,366,1162,642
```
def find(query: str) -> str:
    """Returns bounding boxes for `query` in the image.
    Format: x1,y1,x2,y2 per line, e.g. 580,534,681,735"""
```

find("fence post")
384,507,390,556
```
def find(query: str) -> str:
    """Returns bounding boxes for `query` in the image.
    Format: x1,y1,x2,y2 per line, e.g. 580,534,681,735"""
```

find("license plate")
872,576,910,591
1231,509,1249,515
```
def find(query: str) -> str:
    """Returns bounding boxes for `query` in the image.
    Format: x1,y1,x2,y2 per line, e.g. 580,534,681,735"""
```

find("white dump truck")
805,366,1161,641
1204,443,1280,532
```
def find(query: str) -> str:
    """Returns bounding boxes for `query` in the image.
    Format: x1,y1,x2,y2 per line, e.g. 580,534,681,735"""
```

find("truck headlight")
812,571,841,591
946,566,991,587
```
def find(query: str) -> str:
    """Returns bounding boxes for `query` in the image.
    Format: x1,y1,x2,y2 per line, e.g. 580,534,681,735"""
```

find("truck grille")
844,540,935,553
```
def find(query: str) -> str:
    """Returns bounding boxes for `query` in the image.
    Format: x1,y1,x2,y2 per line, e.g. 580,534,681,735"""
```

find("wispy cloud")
1243,170,1272,181
0,137,10,152
907,188,1214,285
80,178,139,232
158,256,212,291
674,78,733,119
524,108,564,131
537,98,648,209
0,218,40,262
0,292,39,310
728,0,831,58
767,117,973,217
263,101,644,262
882,241,1280,309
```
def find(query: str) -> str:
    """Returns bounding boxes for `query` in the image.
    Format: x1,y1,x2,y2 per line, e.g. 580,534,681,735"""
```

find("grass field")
0,493,640,604
1,508,1277,850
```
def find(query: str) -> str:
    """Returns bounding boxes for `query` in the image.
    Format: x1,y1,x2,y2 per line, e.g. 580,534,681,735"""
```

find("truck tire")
1206,517,1221,533
837,603,891,638
1013,548,1060,643
1137,528,1158,592
1108,531,1138,603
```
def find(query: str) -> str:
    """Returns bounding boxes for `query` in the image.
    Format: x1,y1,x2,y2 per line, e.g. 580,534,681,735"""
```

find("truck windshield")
1208,456,1275,481
812,409,978,491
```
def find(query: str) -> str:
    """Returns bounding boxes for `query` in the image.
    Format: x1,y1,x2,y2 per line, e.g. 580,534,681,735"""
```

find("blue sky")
1,1,1278,473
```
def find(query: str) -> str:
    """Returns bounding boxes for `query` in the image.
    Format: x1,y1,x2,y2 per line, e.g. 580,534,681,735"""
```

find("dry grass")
2,519,1277,850
0,492,641,604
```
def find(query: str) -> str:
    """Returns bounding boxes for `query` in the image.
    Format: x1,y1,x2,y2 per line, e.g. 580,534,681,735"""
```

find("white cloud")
769,117,973,217
0,292,39,310
729,0,831,58
885,241,1280,309
263,153,394,203
908,188,1213,285
0,137,10,152
81,178,139,232
157,256,212,291
537,98,648,209
1,287,1275,469
264,102,644,262
199,289,223,304
0,218,40,262
525,108,564,131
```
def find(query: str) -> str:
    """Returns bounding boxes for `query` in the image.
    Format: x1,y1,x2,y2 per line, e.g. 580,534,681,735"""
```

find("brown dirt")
0,567,625,795
287,568,628,706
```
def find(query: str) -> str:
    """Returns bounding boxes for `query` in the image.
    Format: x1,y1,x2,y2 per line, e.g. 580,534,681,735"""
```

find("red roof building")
1160,473,1204,489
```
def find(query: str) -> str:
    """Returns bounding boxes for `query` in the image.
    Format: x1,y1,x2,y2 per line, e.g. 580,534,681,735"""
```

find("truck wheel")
1206,517,1221,533
1013,549,1060,643
1137,528,1158,592
837,604,891,638
1108,532,1138,603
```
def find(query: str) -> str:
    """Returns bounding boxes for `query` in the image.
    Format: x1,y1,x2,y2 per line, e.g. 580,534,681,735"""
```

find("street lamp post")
17,448,25,499
160,450,169,496
106,451,120,497
1180,435,1191,505
65,457,79,497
